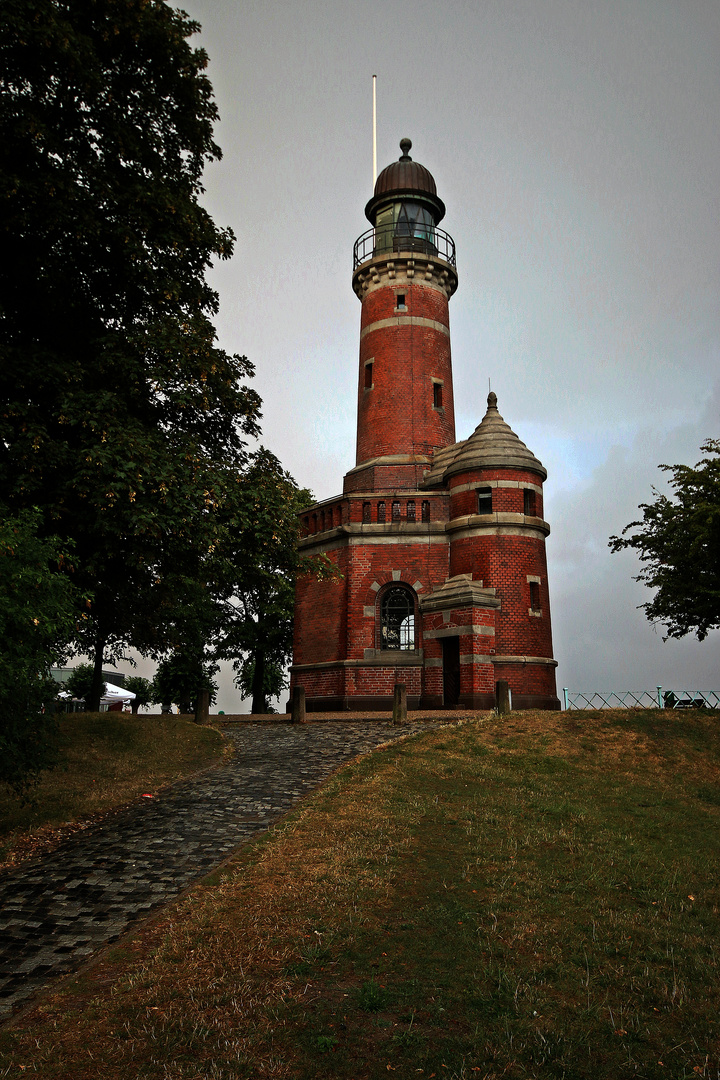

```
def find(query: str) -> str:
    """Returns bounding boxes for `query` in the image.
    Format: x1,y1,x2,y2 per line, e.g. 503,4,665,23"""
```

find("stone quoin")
290,139,560,711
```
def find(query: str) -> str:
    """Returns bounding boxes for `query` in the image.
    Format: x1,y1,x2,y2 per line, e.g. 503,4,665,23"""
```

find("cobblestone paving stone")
0,720,442,1016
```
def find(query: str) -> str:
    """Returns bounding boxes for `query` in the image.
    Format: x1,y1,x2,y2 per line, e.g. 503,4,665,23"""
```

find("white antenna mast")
372,75,377,190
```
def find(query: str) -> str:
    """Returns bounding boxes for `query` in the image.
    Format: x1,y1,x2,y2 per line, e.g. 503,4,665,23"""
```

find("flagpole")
372,75,377,190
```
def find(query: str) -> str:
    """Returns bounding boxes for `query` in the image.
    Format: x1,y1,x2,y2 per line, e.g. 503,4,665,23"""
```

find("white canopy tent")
100,682,136,705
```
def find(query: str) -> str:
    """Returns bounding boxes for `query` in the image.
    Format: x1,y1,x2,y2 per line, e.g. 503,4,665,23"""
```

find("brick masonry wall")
292,546,348,666
356,277,455,464
448,467,544,519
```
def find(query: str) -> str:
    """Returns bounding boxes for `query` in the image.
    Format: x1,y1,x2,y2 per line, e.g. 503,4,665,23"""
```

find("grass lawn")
1,709,719,1078
0,713,225,868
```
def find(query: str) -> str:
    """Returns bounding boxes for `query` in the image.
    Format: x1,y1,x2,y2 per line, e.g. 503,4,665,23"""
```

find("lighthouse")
290,141,559,711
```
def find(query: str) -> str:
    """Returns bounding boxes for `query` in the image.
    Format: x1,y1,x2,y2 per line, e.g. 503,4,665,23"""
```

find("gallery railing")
353,224,456,270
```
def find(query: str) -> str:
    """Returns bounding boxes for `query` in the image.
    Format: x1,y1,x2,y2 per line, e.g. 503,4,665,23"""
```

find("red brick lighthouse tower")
290,140,559,711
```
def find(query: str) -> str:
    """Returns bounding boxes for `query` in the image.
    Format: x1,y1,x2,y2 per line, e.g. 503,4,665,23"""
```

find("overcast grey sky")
134,0,719,709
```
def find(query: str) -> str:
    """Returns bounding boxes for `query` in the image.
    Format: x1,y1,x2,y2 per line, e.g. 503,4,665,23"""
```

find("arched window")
407,500,416,522
380,586,416,651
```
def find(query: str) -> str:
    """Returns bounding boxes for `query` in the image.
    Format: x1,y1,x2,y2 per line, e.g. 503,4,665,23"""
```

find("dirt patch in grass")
1,710,719,1078
0,714,225,869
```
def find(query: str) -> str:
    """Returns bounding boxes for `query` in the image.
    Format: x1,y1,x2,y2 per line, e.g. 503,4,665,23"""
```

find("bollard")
392,682,407,725
291,685,306,724
195,687,210,726
495,680,511,715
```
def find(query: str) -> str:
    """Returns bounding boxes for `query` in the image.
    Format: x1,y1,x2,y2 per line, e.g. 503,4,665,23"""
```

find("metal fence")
562,688,720,710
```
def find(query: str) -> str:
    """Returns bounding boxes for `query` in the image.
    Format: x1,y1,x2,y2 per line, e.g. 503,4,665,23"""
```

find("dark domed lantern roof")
365,139,446,225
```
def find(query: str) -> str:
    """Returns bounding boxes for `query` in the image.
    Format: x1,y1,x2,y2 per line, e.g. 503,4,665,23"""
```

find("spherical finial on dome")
399,138,412,160
487,390,498,410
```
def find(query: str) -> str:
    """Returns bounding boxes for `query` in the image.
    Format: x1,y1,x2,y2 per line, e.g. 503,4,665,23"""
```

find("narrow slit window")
362,501,371,523
477,487,492,514
433,382,443,408
407,500,416,522
364,361,373,389
396,292,406,310
421,500,430,523
392,500,401,522
529,581,541,612
377,501,386,523
524,488,537,516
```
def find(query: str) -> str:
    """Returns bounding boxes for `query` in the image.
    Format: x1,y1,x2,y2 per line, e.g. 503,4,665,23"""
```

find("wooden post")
195,687,210,726
495,680,511,715
392,682,407,725
291,685,306,724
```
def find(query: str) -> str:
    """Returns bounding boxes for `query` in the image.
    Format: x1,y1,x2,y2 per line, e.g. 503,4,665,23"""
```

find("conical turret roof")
423,392,546,486
445,392,546,479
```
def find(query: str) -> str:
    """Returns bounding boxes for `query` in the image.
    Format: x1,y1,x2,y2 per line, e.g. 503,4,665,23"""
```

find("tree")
0,508,77,789
214,449,330,714
609,439,720,641
65,662,103,705
124,676,155,714
0,0,261,709
153,652,217,715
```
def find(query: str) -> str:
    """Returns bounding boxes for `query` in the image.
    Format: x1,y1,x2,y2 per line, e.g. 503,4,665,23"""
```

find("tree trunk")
89,636,105,712
251,648,266,714
131,701,140,714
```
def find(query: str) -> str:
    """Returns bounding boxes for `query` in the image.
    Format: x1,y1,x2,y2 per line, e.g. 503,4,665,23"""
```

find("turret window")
395,292,407,311
477,487,492,514
433,381,443,409
407,500,416,522
392,500,401,522
421,500,431,523
380,586,416,651
377,501,386,523
524,488,537,516
362,501,371,523
529,581,541,613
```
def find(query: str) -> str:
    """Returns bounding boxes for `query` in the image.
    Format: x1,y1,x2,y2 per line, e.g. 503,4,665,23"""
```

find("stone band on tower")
290,140,559,712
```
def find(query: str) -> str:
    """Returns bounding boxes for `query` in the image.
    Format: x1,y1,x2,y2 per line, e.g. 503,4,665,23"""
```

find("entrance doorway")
442,637,460,707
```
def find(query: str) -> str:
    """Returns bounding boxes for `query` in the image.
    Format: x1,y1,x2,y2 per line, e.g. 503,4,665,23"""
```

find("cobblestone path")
0,721,438,1016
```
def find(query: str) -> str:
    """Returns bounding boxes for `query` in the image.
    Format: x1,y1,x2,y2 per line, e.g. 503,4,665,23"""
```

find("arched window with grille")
380,586,416,651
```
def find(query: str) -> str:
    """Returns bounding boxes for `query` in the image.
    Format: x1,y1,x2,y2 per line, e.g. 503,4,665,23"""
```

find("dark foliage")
610,439,720,640
0,0,262,709
0,508,77,789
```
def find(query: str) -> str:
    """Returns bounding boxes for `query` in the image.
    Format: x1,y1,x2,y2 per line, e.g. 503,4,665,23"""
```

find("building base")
289,693,561,713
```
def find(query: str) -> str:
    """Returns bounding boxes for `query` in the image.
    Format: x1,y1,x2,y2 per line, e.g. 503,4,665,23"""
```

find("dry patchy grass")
1,709,719,1079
